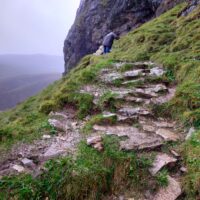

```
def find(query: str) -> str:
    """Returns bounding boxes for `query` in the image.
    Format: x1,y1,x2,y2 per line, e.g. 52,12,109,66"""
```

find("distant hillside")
0,54,64,80
0,54,63,110
0,73,61,111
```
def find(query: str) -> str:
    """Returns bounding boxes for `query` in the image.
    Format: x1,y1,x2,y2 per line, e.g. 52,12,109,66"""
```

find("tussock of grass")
182,131,200,199
82,114,117,134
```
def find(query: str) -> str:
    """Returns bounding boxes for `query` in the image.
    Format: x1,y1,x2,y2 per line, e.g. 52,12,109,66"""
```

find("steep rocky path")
81,62,184,199
0,62,186,199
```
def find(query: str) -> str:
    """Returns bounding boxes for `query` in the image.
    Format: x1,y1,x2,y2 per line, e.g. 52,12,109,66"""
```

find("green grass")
182,131,200,199
82,114,117,134
97,91,118,112
156,170,169,187
0,136,154,200
111,3,200,126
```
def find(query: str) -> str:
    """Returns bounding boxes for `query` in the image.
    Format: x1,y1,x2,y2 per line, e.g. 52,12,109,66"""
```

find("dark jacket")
103,32,118,48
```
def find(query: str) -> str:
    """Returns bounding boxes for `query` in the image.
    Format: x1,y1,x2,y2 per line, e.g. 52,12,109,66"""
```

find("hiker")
103,32,119,54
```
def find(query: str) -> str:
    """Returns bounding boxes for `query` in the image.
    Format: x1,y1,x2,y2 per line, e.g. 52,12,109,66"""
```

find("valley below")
0,54,63,110
0,73,61,111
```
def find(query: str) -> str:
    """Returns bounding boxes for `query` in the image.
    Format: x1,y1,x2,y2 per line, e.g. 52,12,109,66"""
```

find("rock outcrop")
63,0,184,74
179,0,200,16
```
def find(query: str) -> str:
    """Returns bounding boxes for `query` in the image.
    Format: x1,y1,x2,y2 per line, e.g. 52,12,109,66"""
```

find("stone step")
123,69,147,79
114,61,155,70
99,64,165,85
93,125,164,151
102,111,138,124
121,78,145,86
118,107,151,117
153,176,182,200
155,129,180,142
149,153,177,175
48,119,71,132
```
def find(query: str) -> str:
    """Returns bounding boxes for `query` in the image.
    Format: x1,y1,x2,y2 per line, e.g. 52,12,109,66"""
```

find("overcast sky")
0,0,80,55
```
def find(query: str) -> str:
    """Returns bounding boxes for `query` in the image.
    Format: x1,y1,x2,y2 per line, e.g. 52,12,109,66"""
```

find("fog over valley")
0,0,80,110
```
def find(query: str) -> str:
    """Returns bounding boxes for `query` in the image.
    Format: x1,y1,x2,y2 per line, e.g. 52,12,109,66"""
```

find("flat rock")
180,167,188,173
156,129,180,142
152,84,168,93
48,119,70,132
125,96,144,103
149,153,177,175
21,158,34,167
170,150,180,158
124,69,145,78
49,112,68,119
152,87,176,105
117,115,138,124
43,144,65,160
87,136,102,145
93,125,131,137
153,176,182,200
12,165,25,173
114,62,126,69
154,121,174,128
150,67,165,77
43,135,51,139
120,135,163,151
135,88,158,98
122,78,145,85
118,107,150,117
143,125,156,132
93,125,163,150
101,72,123,84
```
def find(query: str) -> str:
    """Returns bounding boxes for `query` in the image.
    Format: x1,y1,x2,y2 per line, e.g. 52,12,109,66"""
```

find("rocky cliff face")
63,0,183,74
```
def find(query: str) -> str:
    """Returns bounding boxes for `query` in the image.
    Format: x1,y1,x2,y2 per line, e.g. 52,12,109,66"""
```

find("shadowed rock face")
63,0,183,74
179,0,200,16
156,0,184,16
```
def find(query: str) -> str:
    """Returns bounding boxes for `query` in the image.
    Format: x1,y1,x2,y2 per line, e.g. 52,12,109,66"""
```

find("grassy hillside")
0,3,199,199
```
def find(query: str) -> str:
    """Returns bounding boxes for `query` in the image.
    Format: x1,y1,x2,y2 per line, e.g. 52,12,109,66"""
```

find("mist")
0,0,80,55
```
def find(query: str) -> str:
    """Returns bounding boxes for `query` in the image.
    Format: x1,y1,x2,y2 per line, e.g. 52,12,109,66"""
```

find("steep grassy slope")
111,3,200,126
0,3,199,199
